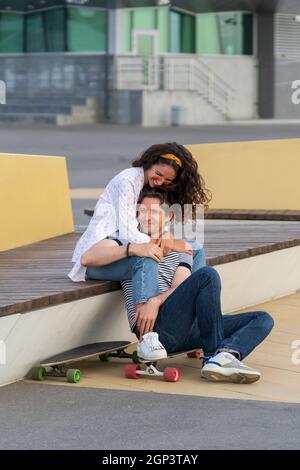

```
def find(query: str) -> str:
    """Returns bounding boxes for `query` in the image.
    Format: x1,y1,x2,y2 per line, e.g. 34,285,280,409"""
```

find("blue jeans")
186,239,206,273
86,237,206,304
155,267,274,360
86,256,159,305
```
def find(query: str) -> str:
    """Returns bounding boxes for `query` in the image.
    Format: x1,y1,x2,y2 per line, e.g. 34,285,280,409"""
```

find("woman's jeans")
188,240,206,273
155,266,274,360
86,256,159,305
86,239,206,305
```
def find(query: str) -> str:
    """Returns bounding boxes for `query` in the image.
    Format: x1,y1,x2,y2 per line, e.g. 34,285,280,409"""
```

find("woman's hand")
130,243,163,262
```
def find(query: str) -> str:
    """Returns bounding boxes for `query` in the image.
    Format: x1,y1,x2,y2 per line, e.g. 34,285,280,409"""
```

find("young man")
84,188,274,384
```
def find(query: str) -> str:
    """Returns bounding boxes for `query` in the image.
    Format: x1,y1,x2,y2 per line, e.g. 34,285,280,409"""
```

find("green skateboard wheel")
99,353,112,362
132,351,140,364
31,366,46,381
66,369,81,383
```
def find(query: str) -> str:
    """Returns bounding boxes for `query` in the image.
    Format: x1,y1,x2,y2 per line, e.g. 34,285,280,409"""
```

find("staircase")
0,96,101,125
113,55,235,120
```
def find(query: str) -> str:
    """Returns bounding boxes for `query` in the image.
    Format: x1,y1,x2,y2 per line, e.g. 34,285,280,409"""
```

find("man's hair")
138,186,171,206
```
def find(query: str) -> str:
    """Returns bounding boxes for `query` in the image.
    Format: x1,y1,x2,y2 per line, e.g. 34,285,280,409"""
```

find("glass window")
121,9,132,53
25,9,65,53
197,12,253,55
157,6,168,53
44,8,65,52
170,10,180,53
26,13,46,53
170,10,195,53
243,13,253,55
0,13,24,53
67,7,106,52
181,12,195,53
220,13,243,55
0,6,108,54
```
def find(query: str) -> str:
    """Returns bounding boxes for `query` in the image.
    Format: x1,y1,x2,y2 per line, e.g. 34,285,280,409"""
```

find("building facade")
0,0,299,125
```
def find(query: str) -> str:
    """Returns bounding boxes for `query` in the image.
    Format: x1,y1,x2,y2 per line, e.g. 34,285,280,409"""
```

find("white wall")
0,291,135,387
199,55,258,119
142,90,225,126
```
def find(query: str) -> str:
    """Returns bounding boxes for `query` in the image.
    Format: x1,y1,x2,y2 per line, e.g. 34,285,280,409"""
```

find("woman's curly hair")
132,142,212,219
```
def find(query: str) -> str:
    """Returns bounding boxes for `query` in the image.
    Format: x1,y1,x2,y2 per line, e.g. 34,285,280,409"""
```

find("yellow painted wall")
0,153,74,252
187,139,300,211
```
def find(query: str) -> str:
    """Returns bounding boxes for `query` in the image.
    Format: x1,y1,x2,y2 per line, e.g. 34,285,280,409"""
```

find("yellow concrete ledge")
188,139,300,211
0,153,74,252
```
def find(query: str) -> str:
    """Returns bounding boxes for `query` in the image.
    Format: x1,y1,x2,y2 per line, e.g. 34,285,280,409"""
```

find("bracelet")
126,243,131,257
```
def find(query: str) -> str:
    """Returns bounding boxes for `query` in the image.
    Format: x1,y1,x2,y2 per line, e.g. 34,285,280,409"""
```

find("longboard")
125,348,203,383
31,341,136,383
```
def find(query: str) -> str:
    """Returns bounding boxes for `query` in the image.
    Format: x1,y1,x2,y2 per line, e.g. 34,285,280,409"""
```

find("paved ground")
1,122,300,224
0,383,299,450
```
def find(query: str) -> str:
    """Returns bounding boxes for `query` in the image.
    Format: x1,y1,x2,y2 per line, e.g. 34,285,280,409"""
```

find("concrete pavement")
0,383,299,450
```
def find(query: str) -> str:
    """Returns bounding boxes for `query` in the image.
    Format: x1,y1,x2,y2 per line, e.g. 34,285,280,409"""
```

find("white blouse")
68,167,150,282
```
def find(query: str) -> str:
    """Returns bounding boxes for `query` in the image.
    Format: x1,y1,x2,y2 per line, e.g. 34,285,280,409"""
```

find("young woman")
68,142,211,299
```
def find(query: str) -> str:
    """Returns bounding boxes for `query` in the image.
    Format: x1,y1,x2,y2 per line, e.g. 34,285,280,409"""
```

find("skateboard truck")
31,365,81,383
99,348,134,362
125,361,181,382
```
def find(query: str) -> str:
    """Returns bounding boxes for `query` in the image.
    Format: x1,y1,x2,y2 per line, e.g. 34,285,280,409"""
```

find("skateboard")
124,349,203,383
31,341,136,384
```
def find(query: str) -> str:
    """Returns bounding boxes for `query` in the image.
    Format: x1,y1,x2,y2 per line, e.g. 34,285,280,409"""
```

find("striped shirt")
121,252,192,333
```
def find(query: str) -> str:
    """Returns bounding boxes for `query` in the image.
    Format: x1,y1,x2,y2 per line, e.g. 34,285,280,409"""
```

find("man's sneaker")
201,351,261,384
137,332,167,361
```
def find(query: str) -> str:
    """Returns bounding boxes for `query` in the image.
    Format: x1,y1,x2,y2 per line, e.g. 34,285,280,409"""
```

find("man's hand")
155,236,193,257
135,297,160,337
152,231,174,256
130,243,163,262
172,240,193,255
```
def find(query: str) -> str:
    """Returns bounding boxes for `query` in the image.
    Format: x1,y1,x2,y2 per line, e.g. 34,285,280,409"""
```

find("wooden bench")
1,222,300,319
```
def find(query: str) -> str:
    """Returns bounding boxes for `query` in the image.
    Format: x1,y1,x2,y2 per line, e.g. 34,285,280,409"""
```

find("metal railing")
113,55,235,118
113,55,159,91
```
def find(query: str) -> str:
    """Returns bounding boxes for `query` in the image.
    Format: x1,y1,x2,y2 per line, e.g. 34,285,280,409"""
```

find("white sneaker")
201,351,261,384
137,332,167,361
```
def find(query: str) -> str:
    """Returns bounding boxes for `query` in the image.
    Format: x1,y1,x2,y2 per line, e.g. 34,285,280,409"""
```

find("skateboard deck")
31,341,135,383
125,348,203,383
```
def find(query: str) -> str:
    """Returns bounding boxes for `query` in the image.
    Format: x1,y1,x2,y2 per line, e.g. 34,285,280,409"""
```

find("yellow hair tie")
160,153,183,168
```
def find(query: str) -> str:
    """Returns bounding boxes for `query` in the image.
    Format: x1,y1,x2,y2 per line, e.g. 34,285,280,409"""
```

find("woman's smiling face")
146,163,177,188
